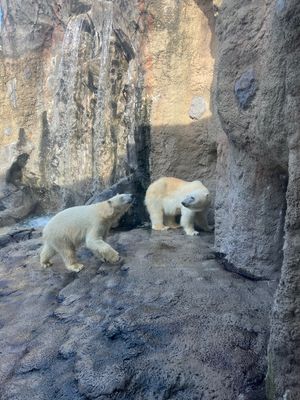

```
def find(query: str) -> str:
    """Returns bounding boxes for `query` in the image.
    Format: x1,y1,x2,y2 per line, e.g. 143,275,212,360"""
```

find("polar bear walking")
40,194,134,272
145,177,211,236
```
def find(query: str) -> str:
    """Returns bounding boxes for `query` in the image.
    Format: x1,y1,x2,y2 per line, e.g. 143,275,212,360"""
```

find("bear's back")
146,177,187,197
43,205,96,239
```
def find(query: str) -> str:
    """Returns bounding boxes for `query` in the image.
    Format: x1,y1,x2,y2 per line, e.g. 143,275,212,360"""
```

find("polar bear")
40,193,134,272
145,177,211,236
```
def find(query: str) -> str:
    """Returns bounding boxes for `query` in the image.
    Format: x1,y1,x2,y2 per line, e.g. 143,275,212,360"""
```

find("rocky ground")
0,226,278,400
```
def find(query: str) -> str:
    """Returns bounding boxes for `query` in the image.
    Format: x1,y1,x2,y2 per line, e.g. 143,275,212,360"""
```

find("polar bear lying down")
40,194,134,272
145,177,211,236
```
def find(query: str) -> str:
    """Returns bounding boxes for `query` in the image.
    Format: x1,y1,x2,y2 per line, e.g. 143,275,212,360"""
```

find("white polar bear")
40,194,134,272
145,177,211,236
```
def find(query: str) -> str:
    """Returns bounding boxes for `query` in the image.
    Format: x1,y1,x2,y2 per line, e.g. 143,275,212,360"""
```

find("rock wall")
214,0,289,279
1,0,300,398
144,0,217,195
0,0,217,226
266,1,300,398
0,0,149,224
213,0,300,397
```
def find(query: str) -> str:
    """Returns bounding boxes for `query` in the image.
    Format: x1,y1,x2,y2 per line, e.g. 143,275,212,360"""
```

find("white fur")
145,177,211,236
40,194,133,272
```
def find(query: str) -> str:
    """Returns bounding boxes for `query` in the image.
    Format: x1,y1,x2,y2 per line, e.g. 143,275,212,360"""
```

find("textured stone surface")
0,0,150,223
213,0,300,397
189,96,207,120
214,0,289,278
234,69,257,110
266,1,300,398
1,0,300,398
0,227,276,400
86,173,149,227
143,0,217,196
0,0,217,228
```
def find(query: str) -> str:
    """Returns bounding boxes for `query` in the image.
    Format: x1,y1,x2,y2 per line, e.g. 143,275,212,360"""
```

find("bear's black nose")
181,201,187,207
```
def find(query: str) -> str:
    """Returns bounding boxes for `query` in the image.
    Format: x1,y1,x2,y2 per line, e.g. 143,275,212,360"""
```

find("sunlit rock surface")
143,1,217,192
0,0,149,220
0,0,217,225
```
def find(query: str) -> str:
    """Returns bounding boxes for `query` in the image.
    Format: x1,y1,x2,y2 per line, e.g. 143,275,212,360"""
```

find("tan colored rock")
143,0,217,189
0,1,147,219
0,0,217,227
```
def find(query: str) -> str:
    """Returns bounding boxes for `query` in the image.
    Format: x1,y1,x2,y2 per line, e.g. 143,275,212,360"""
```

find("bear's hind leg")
147,203,169,231
59,246,84,272
40,243,56,268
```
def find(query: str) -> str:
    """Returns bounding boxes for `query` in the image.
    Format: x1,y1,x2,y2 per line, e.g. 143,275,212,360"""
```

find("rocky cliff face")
1,0,300,399
214,0,300,398
0,0,150,224
0,0,217,226
143,1,216,190
266,2,300,399
214,0,289,279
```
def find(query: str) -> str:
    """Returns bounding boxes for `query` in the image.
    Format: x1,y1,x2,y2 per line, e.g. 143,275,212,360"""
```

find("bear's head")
100,193,134,223
181,189,211,211
108,193,134,211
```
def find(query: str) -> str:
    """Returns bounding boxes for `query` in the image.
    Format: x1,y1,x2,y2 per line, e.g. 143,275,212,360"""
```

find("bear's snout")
181,195,195,207
124,193,134,204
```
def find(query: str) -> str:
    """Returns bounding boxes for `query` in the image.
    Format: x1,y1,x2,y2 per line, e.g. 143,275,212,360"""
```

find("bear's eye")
190,196,195,201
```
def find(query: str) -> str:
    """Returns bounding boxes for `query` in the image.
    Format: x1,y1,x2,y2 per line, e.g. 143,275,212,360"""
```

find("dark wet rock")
0,228,276,399
0,187,37,228
0,227,40,249
86,173,149,228
234,69,257,109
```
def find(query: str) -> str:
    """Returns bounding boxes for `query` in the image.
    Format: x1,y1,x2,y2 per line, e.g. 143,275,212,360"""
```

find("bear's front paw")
185,230,200,236
67,263,85,272
42,261,53,269
104,249,120,264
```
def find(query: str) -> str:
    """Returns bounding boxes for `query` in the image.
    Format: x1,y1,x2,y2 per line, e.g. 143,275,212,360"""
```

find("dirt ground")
0,226,277,400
